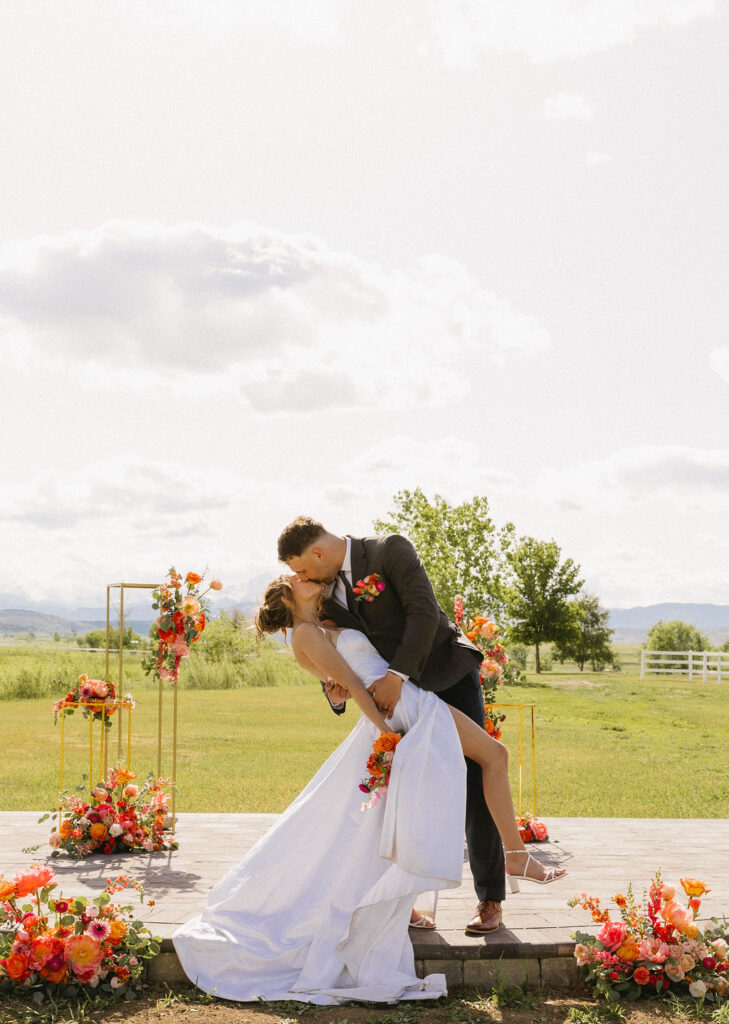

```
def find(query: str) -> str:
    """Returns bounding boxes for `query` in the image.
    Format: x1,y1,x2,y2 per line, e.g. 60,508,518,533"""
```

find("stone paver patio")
2,813,727,992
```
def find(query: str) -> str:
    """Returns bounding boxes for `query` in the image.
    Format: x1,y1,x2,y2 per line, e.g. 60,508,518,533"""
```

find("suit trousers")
436,667,506,903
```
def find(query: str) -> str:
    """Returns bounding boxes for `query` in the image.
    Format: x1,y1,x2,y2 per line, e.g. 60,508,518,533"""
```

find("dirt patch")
0,987,715,1024
543,679,603,689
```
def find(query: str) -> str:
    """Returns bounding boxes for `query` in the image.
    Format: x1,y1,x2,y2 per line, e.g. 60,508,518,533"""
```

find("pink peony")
597,920,627,952
48,833,61,849
123,785,138,799
638,937,670,963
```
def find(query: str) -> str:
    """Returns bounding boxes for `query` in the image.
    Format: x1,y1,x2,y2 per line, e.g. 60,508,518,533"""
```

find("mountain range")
1,598,728,643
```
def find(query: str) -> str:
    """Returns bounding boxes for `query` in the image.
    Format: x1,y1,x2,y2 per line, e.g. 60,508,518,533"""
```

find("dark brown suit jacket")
320,534,482,693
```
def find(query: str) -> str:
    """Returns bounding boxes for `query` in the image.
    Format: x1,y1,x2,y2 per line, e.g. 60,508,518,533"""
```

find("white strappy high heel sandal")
505,849,567,893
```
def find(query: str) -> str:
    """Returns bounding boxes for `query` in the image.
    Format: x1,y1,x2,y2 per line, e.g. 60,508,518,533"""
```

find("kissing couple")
173,517,565,1005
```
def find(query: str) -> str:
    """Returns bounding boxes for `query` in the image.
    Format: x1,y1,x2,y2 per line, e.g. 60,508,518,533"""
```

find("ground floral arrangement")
0,866,159,1002
42,766,177,858
142,567,222,684
517,813,549,843
569,874,729,1005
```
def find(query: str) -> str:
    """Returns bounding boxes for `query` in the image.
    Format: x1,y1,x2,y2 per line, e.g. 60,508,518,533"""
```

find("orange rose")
373,732,399,754
366,754,383,776
186,572,203,584
59,821,73,839
40,963,68,984
210,579,223,591
617,942,641,961
4,951,30,981
90,823,108,840
614,894,627,908
484,719,495,735
680,878,710,898
0,876,15,901
108,919,127,944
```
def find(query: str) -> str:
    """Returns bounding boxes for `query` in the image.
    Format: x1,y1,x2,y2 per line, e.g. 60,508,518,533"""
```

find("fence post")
640,649,645,680
719,654,723,686
689,651,693,682
702,650,708,682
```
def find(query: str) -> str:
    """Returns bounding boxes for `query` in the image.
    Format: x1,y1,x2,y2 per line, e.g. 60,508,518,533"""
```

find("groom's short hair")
277,516,326,561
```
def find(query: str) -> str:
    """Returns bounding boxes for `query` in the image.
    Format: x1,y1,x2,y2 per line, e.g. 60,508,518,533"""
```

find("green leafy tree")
646,620,710,652
553,594,614,671
504,537,583,673
373,488,515,619
77,626,146,650
194,610,258,662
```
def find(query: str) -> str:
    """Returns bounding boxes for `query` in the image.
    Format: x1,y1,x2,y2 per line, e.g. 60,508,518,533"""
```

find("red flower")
632,966,651,985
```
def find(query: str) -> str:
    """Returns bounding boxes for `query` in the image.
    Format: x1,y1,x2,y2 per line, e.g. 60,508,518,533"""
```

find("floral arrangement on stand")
0,866,159,1001
359,732,402,810
142,568,223,684
52,676,125,729
569,875,729,1004
42,766,177,858
454,595,523,737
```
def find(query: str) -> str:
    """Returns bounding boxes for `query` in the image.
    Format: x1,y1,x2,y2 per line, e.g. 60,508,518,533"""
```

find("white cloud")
425,0,715,65
121,0,343,42
585,151,614,166
709,346,729,384
543,94,594,120
0,222,549,413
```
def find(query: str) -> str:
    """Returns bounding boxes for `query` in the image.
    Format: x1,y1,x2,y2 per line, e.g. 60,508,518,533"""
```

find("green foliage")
373,487,515,619
554,594,615,671
646,619,711,653
76,627,147,651
192,609,257,662
505,537,583,672
508,642,529,670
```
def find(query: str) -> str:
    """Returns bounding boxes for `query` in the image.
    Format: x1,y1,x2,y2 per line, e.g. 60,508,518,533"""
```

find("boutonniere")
353,573,386,603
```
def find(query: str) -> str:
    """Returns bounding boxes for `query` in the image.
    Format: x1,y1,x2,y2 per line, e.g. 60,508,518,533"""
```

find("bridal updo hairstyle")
254,575,295,638
277,516,326,562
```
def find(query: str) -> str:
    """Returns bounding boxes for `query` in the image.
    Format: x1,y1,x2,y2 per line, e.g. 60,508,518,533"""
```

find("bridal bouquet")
569,875,729,1004
42,767,177,858
359,732,402,810
142,567,222,684
52,675,121,728
0,867,159,1001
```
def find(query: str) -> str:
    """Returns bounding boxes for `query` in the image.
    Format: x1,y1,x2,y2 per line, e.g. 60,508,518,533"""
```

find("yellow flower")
680,877,710,897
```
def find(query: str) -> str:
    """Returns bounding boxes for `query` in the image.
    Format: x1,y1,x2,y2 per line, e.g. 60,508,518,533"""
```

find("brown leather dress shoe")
465,900,502,935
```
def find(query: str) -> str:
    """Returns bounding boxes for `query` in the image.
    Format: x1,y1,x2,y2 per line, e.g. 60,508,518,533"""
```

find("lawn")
1,649,727,816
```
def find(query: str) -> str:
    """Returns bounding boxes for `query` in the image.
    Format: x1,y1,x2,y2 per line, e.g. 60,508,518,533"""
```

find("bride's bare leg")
448,706,566,883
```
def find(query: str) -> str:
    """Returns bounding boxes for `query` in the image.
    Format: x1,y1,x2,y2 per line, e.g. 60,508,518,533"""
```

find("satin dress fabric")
172,629,467,1005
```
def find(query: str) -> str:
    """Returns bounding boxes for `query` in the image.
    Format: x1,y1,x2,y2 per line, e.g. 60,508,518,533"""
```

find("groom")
277,516,506,934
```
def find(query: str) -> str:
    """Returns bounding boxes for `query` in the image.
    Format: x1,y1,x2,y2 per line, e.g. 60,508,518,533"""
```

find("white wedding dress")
172,628,467,1005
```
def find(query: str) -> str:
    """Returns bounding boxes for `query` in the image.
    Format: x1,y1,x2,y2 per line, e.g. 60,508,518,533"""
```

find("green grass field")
0,644,727,817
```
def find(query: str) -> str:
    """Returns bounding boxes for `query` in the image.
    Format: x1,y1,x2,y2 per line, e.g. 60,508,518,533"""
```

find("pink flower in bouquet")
661,882,676,900
48,833,61,849
65,934,103,979
638,937,670,963
529,820,549,841
92,788,108,801
574,943,592,965
92,680,108,698
597,920,627,952
665,961,685,983
123,785,139,799
14,865,56,898
678,953,696,972
86,919,111,941
180,595,201,617
170,637,190,658
85,905,99,919
210,579,223,591
481,659,502,681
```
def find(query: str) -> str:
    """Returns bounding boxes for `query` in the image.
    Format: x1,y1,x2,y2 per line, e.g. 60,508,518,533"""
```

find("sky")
1,0,729,613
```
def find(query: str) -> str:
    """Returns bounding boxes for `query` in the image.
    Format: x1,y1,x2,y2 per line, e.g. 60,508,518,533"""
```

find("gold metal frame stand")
106,582,178,832
485,702,537,819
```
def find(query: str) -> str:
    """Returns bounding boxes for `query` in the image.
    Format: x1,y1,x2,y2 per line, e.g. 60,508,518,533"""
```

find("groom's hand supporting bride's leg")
367,671,403,719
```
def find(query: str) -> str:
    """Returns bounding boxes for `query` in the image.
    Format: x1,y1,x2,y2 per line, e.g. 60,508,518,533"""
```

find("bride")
172,574,565,1006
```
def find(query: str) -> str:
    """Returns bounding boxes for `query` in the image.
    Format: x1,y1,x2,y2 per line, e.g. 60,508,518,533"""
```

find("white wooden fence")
640,649,729,683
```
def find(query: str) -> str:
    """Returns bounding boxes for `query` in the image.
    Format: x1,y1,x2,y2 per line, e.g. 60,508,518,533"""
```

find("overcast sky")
2,0,728,612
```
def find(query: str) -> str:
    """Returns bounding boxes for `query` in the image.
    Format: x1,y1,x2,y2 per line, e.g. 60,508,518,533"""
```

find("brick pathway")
3,813,727,991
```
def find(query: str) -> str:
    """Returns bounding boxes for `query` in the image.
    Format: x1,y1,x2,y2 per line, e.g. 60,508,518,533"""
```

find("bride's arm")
291,625,390,733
